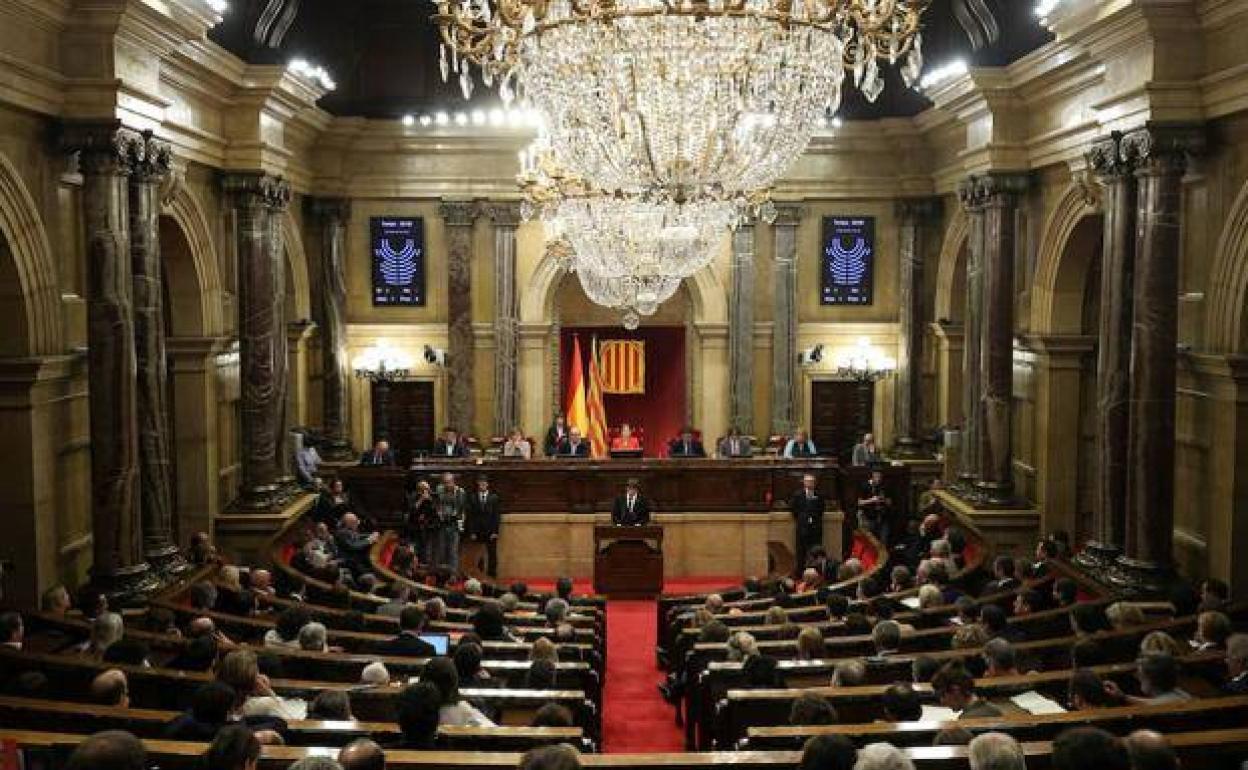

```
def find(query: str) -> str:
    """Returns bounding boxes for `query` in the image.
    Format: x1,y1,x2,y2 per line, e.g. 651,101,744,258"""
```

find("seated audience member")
611,422,642,451
911,655,941,684
1071,638,1104,669
334,513,379,574
881,683,922,722
249,569,275,599
1053,577,1079,607
1067,668,1113,710
376,605,436,657
41,585,72,616
951,623,989,651
464,578,484,596
422,657,496,727
560,428,591,456
520,745,582,770
526,658,558,689
743,654,783,688
164,682,239,740
1070,602,1111,636
982,638,1019,678
187,532,221,566
377,584,411,618
531,702,575,728
63,730,148,770
298,622,331,653
102,637,150,667
217,649,308,720
968,732,1025,770
851,432,882,467
1194,610,1232,651
932,663,1002,719
359,439,396,466
798,567,824,594
360,661,391,687
1105,653,1191,705
796,626,825,661
917,584,943,611
90,669,130,707
668,427,706,457
1225,633,1248,694
395,682,443,749
868,620,902,661
718,427,753,458
82,612,125,658
434,427,469,458
1125,730,1179,770
1032,537,1059,577
790,692,838,726
338,739,387,770
1012,589,1042,617
1051,727,1130,770
1105,602,1146,630
309,689,354,721
0,612,22,650
266,607,311,649
166,633,219,673
783,429,818,459
190,580,219,612
853,742,915,770
952,596,980,626
844,612,872,637
473,603,518,642
289,759,344,770
204,725,262,770
798,734,857,770
530,636,560,665
765,605,801,639
312,478,352,525
980,605,1022,643
832,659,866,687
1200,577,1230,612
294,435,323,490
889,566,914,593
1137,631,1184,658
980,556,1020,597
838,558,865,583
503,428,532,459
545,597,571,627
933,728,974,746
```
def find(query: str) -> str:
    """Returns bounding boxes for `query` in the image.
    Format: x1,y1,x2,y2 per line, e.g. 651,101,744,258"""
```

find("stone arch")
282,211,312,321
1032,184,1104,335
161,186,225,337
0,150,61,356
933,207,969,324
1208,179,1248,353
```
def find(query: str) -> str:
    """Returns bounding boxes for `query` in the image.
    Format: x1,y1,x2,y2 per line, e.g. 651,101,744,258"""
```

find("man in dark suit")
374,605,436,657
544,415,569,456
717,428,753,458
789,473,825,573
668,427,706,458
333,512,378,577
856,469,892,545
465,477,502,578
359,439,395,466
559,427,591,456
612,479,651,526
1225,634,1248,694
979,555,1021,597
432,428,469,458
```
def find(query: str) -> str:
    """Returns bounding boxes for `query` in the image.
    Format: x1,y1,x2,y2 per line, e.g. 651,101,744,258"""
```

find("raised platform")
214,492,316,567
932,489,1040,558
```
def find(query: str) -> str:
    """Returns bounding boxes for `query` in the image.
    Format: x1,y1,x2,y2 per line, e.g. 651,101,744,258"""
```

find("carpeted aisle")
601,599,685,753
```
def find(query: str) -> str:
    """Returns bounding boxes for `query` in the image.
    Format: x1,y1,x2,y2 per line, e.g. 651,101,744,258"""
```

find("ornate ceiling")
209,0,1052,121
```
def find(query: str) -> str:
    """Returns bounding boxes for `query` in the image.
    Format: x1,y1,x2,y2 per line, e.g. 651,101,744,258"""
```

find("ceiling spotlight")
401,114,415,127
419,115,433,127
454,111,468,126
488,108,504,126
471,109,486,125
919,59,969,91
205,0,228,12
434,111,449,126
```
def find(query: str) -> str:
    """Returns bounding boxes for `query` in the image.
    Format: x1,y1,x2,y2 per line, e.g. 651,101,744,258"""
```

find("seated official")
612,478,651,526
502,428,532,459
433,427,470,458
610,422,642,451
359,439,395,466
851,432,883,466
717,427,753,458
668,427,706,457
544,415,570,456
783,429,818,458
559,427,591,456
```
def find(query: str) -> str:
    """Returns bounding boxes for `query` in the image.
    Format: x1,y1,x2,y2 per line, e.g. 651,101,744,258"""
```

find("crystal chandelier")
435,0,931,199
548,237,683,329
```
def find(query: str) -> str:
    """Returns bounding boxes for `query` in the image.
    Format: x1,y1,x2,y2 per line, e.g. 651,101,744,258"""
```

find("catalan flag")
565,335,591,439
586,336,610,458
599,339,646,394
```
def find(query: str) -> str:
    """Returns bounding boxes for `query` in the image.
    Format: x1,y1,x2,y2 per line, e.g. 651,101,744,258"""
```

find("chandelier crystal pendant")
435,0,932,197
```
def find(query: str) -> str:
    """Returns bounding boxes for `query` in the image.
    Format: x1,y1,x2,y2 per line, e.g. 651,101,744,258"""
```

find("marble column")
61,122,157,600
128,131,186,576
1117,125,1204,586
440,199,479,434
771,205,804,435
266,192,294,494
894,197,942,455
729,224,756,435
308,198,353,460
488,203,522,435
1080,133,1136,567
976,174,1029,504
224,173,291,512
956,180,987,488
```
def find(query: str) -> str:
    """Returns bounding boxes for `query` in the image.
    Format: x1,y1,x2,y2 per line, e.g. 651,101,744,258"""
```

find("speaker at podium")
593,524,664,598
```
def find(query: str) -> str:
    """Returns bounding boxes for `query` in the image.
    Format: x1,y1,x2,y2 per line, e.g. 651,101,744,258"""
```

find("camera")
797,344,824,366
423,345,447,366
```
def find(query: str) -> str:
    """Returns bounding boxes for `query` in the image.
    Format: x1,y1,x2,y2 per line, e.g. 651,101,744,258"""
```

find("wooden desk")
594,525,664,598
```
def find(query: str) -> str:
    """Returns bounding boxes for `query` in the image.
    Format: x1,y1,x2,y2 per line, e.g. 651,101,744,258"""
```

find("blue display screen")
821,216,875,306
372,217,426,306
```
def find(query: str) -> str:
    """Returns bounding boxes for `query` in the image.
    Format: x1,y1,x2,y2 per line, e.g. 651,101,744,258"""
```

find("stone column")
1030,335,1096,543
771,205,804,435
1117,125,1204,586
223,173,291,512
308,198,353,460
166,337,228,546
487,202,522,435
976,174,1029,504
287,319,316,429
728,224,756,434
956,179,987,488
440,199,479,434
266,192,294,494
61,122,157,600
893,197,942,455
128,131,186,576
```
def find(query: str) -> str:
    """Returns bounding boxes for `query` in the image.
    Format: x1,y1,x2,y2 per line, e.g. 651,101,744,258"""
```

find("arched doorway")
932,209,969,428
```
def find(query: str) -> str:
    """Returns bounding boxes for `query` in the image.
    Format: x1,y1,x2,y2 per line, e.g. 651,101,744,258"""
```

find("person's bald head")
341,513,360,530
338,738,386,770
64,730,146,770
251,569,272,591
1125,730,1178,770
90,669,129,707
188,616,217,638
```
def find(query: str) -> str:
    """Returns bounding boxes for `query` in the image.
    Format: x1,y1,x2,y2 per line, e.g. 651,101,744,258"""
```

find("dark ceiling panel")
208,0,1053,120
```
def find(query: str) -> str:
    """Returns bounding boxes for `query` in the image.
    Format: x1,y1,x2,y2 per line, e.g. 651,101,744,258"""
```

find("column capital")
895,196,943,222
1121,123,1207,175
1087,132,1135,181
60,121,150,177
959,172,1030,210
306,196,352,224
483,201,524,227
771,203,806,227
222,172,292,211
439,198,482,227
